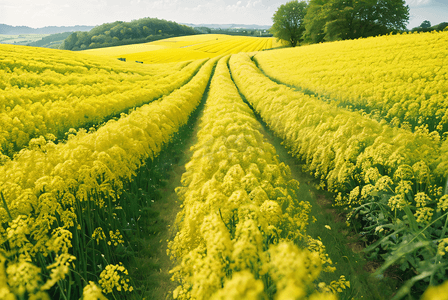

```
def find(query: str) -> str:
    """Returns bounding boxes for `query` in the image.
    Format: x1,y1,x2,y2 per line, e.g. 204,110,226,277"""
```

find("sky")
1,0,447,30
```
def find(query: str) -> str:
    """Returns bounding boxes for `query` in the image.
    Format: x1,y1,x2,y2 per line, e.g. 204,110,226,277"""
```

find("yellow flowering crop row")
121,47,215,64
229,53,448,296
168,56,348,300
85,34,275,64
230,53,448,194
82,34,227,56
255,31,448,134
0,57,218,298
83,43,168,56
0,44,205,157
121,37,274,64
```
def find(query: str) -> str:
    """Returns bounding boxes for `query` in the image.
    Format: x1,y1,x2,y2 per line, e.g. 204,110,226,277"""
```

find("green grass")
225,64,401,299
257,121,400,300
121,61,400,299
296,170,400,299
122,126,198,300
122,131,192,300
122,68,212,300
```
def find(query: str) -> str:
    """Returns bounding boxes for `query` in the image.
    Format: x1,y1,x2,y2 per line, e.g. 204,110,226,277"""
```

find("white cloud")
191,4,205,11
406,0,433,7
246,0,262,8
226,1,243,11
152,0,179,9
5,0,444,29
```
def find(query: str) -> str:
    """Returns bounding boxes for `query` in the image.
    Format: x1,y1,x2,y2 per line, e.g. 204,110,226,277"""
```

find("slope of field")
84,34,276,63
254,31,448,134
81,43,168,56
0,43,206,157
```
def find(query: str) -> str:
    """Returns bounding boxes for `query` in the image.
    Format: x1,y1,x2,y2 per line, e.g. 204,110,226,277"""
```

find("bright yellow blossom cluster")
0,250,74,299
437,238,448,256
81,281,108,300
92,227,106,245
98,263,133,294
107,229,124,247
168,57,346,300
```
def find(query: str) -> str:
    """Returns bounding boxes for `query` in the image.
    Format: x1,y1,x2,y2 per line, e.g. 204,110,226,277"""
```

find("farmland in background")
84,34,283,64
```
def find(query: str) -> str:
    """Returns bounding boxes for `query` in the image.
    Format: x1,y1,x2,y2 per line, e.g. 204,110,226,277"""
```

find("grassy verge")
123,142,186,299
122,117,202,299
256,120,400,300
122,65,213,299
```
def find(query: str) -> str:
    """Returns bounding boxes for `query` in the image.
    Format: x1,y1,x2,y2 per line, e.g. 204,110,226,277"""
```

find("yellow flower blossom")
210,270,264,300
414,192,431,208
46,227,72,255
6,259,43,296
437,195,448,212
414,207,434,224
388,194,407,212
92,227,106,245
98,263,133,294
437,238,448,257
168,57,336,300
81,281,108,300
107,229,124,247
41,253,76,290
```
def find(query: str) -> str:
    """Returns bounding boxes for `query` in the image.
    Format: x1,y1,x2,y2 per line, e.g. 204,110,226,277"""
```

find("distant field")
0,34,50,45
82,43,168,56
83,34,282,63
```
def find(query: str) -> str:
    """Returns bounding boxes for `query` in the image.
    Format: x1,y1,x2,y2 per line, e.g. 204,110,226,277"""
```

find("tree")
420,20,431,28
271,0,308,47
304,0,410,43
62,32,78,50
303,0,328,43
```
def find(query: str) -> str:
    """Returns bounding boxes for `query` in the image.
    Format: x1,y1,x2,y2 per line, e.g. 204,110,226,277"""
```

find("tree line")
411,20,448,33
271,0,412,47
60,18,196,50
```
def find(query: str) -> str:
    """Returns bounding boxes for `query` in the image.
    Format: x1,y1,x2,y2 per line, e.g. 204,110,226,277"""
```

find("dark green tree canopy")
304,0,410,43
60,17,196,50
420,20,431,28
270,0,308,47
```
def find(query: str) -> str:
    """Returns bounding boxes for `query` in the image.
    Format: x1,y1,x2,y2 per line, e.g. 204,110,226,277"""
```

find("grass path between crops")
126,61,399,299
125,67,212,300
228,60,401,299
253,117,401,300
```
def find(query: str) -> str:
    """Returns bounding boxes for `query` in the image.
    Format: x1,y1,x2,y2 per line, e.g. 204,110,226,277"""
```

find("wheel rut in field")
227,57,399,300
123,61,217,299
